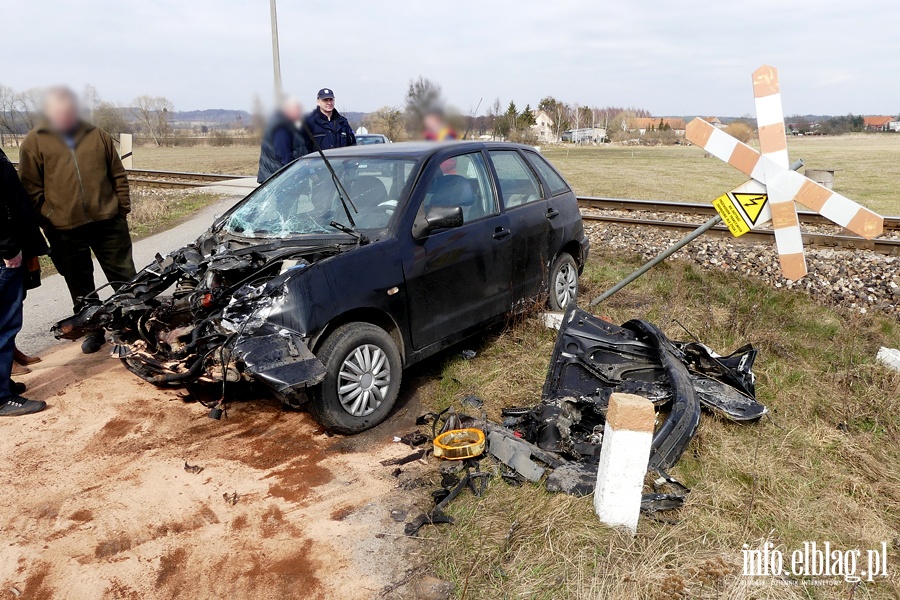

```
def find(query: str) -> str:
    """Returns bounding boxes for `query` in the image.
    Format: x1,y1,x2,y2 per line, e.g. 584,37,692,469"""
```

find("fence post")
593,392,655,535
119,133,133,169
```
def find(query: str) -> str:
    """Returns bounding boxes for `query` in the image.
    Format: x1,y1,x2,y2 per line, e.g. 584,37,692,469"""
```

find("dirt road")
0,343,433,599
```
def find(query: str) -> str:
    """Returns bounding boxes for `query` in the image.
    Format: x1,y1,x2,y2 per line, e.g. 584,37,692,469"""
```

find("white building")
531,110,556,142
890,119,900,132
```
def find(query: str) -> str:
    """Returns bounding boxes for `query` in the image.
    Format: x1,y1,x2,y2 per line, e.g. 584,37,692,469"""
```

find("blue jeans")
0,265,24,403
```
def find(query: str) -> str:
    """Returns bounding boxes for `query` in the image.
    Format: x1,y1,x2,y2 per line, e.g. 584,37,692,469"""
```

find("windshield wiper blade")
300,120,369,244
328,220,364,241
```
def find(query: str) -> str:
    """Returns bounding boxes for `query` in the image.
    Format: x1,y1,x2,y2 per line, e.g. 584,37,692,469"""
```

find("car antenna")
300,120,369,244
461,98,483,140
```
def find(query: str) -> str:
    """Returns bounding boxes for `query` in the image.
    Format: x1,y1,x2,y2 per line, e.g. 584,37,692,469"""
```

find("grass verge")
414,251,900,599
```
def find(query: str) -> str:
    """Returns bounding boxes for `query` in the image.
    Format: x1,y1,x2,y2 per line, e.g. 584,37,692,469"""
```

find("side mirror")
413,206,464,238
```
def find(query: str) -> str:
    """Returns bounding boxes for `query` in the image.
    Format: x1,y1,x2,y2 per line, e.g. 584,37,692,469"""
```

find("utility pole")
269,0,283,102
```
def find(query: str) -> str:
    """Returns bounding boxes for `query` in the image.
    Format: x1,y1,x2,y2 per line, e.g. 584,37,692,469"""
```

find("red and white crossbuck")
686,65,884,280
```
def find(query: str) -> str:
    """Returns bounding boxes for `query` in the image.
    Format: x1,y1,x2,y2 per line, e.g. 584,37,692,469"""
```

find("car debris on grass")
394,304,767,535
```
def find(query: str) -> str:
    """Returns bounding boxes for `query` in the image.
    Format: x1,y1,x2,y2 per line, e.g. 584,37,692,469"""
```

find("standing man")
18,87,136,354
0,148,47,416
257,96,307,183
302,88,356,151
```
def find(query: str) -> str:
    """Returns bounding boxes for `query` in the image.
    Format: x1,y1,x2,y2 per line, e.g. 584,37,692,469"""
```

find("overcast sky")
3,0,898,117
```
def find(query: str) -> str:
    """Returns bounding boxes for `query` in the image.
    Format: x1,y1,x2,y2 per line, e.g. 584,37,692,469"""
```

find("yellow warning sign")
713,194,750,236
733,193,767,225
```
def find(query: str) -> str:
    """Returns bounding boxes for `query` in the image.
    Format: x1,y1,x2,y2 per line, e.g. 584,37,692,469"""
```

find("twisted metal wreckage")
416,305,767,526
53,231,333,403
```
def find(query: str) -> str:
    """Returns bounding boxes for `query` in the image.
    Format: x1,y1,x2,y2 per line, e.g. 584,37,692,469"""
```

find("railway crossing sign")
686,65,884,280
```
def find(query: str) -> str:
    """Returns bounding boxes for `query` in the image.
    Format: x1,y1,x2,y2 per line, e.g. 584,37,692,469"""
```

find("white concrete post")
119,133,133,169
593,392,655,535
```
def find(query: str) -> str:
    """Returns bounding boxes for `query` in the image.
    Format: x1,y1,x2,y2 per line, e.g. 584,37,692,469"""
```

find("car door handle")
546,208,560,219
492,227,511,240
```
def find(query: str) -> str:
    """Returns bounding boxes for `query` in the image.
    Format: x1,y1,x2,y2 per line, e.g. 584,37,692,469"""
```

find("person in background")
18,87,136,354
257,96,306,183
0,148,48,416
302,88,356,151
422,106,457,142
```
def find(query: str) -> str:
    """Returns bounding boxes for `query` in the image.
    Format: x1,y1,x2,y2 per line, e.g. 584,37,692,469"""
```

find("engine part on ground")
433,428,485,461
487,431,545,482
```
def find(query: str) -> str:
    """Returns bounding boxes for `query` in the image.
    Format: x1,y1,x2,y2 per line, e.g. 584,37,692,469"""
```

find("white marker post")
594,392,655,535
119,133,133,169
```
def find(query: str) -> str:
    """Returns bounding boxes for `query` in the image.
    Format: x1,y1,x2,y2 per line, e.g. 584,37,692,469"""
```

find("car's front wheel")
548,252,579,311
309,322,402,434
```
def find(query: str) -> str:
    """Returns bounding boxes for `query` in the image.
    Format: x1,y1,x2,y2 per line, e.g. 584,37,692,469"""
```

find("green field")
4,134,898,214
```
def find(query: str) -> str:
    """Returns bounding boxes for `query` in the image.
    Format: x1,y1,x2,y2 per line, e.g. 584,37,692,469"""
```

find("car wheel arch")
555,240,585,271
311,308,406,365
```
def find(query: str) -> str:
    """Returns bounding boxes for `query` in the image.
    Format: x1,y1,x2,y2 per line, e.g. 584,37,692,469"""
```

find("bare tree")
15,88,42,132
0,85,20,145
93,102,130,139
364,106,405,141
132,95,173,146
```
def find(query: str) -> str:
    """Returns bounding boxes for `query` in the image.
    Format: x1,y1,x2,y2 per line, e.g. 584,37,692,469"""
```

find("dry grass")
126,189,222,238
542,135,900,216
5,134,897,213
413,252,900,599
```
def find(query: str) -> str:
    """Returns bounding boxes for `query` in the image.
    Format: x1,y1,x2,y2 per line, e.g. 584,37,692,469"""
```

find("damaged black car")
54,142,590,433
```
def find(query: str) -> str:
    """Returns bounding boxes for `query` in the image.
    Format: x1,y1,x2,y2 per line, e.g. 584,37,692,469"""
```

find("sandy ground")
0,342,436,599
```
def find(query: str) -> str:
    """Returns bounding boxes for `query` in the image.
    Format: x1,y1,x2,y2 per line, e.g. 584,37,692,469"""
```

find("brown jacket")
18,121,130,230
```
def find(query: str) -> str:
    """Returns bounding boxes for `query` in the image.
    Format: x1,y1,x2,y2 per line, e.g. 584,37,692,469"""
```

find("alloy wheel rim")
338,343,390,417
555,263,577,307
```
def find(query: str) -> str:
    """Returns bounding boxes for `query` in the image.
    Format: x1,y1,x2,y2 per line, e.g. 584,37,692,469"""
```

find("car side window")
489,150,543,209
523,151,571,196
420,152,498,224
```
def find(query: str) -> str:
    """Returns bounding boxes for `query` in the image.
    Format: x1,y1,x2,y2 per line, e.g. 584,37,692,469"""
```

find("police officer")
302,88,356,151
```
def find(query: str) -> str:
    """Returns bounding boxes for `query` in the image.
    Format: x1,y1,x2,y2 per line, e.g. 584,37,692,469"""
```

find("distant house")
561,127,607,143
889,118,900,132
531,110,556,142
627,117,686,136
705,117,726,129
863,116,894,132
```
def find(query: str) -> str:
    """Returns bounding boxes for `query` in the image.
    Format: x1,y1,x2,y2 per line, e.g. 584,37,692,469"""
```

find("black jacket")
257,113,307,183
302,108,356,151
0,149,48,261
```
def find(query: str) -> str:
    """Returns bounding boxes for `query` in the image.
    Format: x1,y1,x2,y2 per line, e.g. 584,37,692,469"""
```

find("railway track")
577,196,900,233
11,164,900,254
580,213,900,256
126,168,251,189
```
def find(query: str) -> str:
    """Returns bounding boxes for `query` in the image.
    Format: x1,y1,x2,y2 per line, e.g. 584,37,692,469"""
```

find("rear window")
524,151,570,196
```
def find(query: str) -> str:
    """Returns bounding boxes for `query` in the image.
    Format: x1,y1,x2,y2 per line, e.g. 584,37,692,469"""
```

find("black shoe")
0,396,47,416
82,332,106,354
11,381,26,394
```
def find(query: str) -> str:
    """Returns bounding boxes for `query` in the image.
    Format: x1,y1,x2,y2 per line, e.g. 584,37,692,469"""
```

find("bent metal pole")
590,159,805,306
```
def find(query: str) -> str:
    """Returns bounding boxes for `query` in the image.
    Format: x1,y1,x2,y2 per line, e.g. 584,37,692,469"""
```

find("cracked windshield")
225,156,418,237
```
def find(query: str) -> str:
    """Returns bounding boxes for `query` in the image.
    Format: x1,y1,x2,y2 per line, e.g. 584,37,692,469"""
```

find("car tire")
309,322,402,434
548,252,579,311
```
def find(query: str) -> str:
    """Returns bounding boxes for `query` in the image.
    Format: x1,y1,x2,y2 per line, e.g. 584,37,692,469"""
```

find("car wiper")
301,121,370,245
328,220,365,241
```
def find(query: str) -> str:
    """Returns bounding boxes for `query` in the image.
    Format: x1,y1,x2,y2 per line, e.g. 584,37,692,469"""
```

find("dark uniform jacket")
302,108,356,151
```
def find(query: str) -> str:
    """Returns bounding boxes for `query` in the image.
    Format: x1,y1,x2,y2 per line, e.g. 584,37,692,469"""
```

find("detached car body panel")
54,142,589,432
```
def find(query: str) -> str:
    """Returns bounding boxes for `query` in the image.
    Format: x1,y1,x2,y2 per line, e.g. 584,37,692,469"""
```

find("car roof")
319,140,538,159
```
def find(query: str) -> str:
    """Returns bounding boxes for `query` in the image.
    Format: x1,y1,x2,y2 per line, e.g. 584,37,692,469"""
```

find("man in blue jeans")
0,149,47,416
